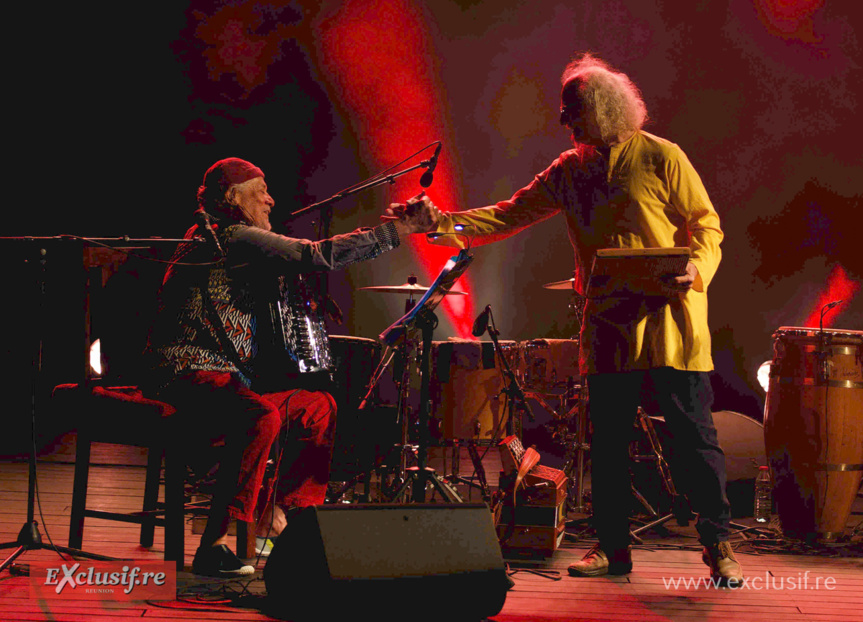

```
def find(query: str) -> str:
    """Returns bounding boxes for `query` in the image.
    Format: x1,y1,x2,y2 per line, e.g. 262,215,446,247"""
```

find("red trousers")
160,371,337,523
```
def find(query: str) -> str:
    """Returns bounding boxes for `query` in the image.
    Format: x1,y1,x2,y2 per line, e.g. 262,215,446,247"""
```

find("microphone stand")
379,249,473,504
480,309,532,438
386,308,462,504
283,145,439,334
286,149,439,221
817,300,842,384
345,281,421,503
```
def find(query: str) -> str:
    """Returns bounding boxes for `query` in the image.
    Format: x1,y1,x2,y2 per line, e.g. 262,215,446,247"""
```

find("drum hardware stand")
345,281,424,503
379,248,473,504
389,309,464,504
521,381,591,515
443,439,493,503
627,407,694,543
568,380,591,514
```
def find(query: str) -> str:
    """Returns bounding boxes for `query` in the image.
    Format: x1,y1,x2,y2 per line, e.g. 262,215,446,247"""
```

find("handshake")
382,194,442,236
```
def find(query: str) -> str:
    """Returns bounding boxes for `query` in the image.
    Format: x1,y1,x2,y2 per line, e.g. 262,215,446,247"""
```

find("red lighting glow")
193,4,293,99
315,0,474,337
802,264,859,328
755,0,825,42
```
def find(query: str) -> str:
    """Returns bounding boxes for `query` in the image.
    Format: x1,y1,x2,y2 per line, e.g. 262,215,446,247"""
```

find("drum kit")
332,276,863,544
325,274,588,508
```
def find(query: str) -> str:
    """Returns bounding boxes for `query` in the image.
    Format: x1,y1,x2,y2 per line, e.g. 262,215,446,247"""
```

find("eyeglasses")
559,99,586,126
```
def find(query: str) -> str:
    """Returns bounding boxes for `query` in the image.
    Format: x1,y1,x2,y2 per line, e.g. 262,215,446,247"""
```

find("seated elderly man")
147,157,439,577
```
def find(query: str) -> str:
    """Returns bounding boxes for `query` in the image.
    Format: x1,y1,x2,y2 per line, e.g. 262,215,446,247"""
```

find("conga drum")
520,338,580,393
429,340,520,441
764,327,863,541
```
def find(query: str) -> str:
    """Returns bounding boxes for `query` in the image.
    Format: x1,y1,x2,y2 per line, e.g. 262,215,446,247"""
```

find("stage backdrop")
7,0,860,444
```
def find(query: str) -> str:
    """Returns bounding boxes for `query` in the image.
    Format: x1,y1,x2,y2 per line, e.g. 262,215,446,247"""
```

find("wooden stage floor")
1,434,861,622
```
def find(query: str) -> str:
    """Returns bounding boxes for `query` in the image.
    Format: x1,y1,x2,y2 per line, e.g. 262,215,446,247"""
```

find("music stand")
380,249,473,503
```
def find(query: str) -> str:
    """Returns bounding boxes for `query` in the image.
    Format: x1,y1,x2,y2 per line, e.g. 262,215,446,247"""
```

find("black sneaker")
192,544,255,578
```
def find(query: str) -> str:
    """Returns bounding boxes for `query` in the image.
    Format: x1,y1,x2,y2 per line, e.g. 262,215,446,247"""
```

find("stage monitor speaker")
263,503,509,621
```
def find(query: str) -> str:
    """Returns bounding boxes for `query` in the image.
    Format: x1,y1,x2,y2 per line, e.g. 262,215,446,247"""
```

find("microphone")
818,299,843,381
419,142,442,188
472,305,492,337
820,299,843,331
195,210,224,258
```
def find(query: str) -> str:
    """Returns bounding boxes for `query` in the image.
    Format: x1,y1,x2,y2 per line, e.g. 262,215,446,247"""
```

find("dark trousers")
587,368,730,551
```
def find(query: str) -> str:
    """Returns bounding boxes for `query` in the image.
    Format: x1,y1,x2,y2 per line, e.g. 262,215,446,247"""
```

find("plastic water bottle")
754,466,772,523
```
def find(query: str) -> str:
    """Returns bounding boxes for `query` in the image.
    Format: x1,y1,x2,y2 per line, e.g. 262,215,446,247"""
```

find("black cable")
57,234,222,268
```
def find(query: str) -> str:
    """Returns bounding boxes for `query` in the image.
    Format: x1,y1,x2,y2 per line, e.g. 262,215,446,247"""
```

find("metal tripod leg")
442,440,491,502
627,408,694,542
391,466,463,504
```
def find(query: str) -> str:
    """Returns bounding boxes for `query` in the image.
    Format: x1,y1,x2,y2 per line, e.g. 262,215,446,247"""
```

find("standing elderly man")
394,53,742,584
148,157,437,577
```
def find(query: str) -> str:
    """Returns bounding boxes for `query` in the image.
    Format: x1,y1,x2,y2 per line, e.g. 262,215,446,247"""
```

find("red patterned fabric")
148,224,257,385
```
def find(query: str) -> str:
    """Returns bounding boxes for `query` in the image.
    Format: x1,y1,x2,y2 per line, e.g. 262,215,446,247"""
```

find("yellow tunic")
430,130,723,374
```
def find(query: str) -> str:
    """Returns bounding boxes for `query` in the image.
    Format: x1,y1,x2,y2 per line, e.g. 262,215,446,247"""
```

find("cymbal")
543,278,575,290
358,282,468,296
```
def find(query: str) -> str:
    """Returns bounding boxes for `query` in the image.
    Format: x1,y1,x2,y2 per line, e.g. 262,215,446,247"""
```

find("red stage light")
802,264,859,328
193,3,292,99
316,0,475,338
755,0,825,41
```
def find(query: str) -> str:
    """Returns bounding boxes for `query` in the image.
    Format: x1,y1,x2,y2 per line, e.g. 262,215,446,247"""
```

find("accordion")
496,435,568,556
256,274,334,381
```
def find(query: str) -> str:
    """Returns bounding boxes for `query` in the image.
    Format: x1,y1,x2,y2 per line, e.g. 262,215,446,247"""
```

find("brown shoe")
567,544,632,577
702,541,744,586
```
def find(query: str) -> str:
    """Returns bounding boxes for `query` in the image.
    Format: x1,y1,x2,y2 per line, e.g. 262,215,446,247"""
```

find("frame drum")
644,411,765,481
633,411,765,513
764,326,863,541
713,410,766,482
520,338,580,393
430,340,519,441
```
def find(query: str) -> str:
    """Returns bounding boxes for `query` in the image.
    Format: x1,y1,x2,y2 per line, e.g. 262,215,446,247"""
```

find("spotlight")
756,360,771,393
90,339,102,376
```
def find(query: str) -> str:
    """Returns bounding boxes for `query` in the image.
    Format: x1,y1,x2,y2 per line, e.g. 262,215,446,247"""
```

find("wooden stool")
55,383,254,570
